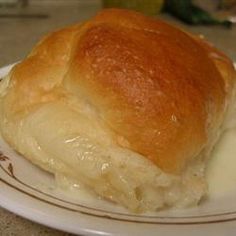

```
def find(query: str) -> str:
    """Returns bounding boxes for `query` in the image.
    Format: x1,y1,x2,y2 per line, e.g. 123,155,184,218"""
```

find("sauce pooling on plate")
207,128,236,197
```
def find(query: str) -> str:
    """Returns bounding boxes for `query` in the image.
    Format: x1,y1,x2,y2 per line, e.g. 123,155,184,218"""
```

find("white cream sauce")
207,128,236,198
53,127,236,203
56,127,236,204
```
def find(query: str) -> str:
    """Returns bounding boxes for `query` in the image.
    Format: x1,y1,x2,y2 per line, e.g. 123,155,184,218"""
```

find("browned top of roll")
8,9,236,173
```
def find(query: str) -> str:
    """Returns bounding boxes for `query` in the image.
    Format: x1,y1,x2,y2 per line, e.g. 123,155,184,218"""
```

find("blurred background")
0,0,235,235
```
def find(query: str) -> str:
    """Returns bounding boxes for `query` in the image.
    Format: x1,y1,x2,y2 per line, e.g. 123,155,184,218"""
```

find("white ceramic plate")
1,64,236,236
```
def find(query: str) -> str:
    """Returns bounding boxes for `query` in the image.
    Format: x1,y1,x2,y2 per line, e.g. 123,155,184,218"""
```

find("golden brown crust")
4,8,236,173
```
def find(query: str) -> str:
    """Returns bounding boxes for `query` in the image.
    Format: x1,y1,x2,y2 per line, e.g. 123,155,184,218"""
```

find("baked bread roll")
0,9,235,212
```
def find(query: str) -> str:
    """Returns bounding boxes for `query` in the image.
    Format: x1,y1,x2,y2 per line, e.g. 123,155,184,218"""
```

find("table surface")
0,1,235,235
